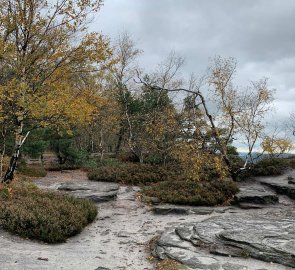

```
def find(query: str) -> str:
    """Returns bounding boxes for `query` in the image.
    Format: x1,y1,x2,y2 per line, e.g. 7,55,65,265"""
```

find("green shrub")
117,152,141,163
46,163,81,171
88,163,179,185
249,158,289,176
0,182,97,243
46,157,120,171
288,157,295,169
96,158,122,168
17,165,47,177
143,179,239,206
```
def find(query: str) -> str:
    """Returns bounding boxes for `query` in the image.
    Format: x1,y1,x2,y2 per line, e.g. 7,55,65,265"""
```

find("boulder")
57,182,119,202
149,197,161,205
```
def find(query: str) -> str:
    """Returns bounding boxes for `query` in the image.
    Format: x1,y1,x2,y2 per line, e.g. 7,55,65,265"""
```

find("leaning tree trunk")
2,120,29,184
115,124,125,156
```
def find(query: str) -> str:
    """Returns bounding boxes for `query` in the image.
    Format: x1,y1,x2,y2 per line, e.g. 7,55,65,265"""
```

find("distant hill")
238,152,295,161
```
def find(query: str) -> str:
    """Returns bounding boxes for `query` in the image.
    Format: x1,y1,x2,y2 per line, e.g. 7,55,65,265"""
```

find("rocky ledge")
57,182,119,202
153,210,295,269
233,184,278,208
36,180,119,203
257,172,295,200
152,205,216,215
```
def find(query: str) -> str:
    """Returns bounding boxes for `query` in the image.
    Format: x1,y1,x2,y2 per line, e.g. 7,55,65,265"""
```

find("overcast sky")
91,0,295,142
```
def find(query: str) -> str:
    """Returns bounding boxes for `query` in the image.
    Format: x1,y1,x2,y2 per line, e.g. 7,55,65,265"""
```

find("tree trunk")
0,144,5,179
115,124,124,156
196,92,237,181
0,128,6,179
99,129,104,161
2,120,29,183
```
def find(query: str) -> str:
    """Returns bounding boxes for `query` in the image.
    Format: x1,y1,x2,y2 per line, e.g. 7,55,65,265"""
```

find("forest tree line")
0,0,294,182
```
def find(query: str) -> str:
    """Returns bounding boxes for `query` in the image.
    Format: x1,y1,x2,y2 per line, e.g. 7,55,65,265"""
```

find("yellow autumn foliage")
261,136,293,156
0,0,114,131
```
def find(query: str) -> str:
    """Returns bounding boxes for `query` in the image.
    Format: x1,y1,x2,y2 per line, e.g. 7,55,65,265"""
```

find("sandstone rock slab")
233,185,278,205
154,213,295,268
152,205,214,215
260,180,295,199
56,182,119,202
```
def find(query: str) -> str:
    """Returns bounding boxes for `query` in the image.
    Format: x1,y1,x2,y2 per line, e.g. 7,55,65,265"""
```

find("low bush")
46,163,81,171
117,152,142,163
143,179,238,206
249,158,289,176
88,163,179,185
96,158,122,168
17,165,47,177
156,259,185,270
46,157,119,171
287,157,295,169
0,181,97,243
0,156,10,175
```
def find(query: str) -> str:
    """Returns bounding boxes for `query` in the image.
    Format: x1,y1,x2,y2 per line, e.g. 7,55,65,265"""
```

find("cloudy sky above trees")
92,0,295,130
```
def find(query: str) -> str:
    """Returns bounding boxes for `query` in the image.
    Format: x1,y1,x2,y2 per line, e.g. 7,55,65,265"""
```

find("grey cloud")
93,0,295,124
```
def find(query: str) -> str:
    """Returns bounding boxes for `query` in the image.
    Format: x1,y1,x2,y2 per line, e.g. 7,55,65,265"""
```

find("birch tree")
139,55,274,180
108,32,142,159
0,0,112,182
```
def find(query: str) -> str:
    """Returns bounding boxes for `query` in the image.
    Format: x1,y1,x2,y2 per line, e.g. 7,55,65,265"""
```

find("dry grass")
156,259,189,270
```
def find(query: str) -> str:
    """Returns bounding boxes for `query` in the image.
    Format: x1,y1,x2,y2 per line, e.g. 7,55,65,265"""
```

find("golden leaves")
261,136,293,156
0,0,114,133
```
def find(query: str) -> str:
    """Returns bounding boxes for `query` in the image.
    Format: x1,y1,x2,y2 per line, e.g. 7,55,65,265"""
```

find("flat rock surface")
152,205,215,215
154,209,295,269
57,182,119,202
256,172,295,199
234,184,278,205
34,171,119,202
0,170,294,270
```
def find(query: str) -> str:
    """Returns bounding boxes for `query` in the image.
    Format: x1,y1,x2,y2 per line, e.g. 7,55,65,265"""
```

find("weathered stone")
153,205,214,215
154,213,295,268
191,207,214,215
214,207,233,213
95,267,110,270
153,205,190,215
209,244,245,258
57,183,91,191
150,197,161,204
72,190,118,202
117,231,129,238
56,182,119,202
222,263,247,270
233,185,278,205
260,180,295,199
237,203,264,209
57,182,119,192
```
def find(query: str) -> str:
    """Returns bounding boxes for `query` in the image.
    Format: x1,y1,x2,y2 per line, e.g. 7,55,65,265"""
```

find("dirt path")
0,170,293,270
